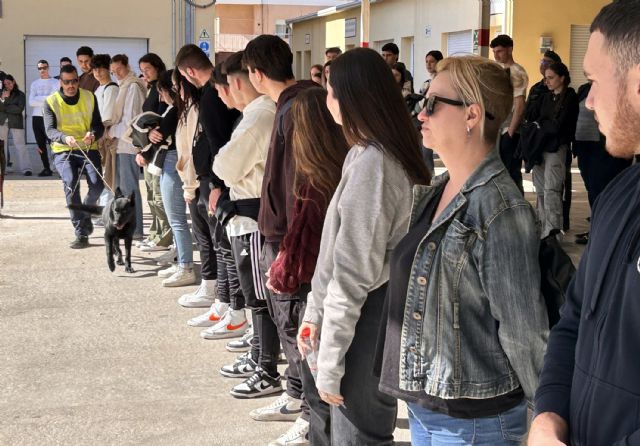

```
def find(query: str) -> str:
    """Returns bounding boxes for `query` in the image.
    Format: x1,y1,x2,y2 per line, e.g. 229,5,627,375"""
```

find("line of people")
33,1,640,443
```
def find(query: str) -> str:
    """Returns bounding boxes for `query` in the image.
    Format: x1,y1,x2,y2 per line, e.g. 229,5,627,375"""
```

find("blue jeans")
53,150,104,237
160,150,192,266
407,401,528,446
116,153,143,237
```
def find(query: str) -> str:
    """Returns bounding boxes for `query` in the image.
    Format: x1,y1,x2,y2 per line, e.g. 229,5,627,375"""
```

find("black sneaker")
38,168,53,177
230,369,282,399
24,171,33,177
70,236,89,249
220,352,258,378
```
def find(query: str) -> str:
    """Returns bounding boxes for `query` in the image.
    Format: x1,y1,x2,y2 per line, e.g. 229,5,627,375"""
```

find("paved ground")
0,151,588,446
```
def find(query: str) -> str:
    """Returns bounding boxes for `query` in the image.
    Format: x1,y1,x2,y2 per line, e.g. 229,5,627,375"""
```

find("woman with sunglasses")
297,48,431,444
378,56,548,445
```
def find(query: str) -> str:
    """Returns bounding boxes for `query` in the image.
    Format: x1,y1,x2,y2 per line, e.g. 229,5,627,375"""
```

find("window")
275,20,290,39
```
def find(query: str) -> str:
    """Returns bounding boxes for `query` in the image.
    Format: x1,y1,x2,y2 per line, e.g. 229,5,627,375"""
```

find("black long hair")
157,69,177,104
329,48,431,185
172,69,200,123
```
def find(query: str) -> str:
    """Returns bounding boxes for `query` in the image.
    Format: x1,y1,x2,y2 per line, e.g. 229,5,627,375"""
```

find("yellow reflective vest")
46,89,98,153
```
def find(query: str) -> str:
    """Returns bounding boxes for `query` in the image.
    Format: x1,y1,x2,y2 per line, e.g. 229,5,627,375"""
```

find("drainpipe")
361,0,370,48
171,0,176,61
477,0,490,57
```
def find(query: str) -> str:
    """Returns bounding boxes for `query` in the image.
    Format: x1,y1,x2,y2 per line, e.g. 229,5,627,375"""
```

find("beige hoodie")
175,104,199,201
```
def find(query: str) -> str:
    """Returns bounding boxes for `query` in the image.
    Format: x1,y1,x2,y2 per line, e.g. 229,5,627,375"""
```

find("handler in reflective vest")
44,64,105,249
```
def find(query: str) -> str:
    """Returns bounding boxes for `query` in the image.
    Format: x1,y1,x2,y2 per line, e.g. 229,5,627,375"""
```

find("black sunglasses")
424,95,495,120
61,78,79,85
37,66,48,71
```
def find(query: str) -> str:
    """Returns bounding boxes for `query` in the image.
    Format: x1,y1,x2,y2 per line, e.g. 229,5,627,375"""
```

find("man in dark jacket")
242,34,330,446
529,1,640,445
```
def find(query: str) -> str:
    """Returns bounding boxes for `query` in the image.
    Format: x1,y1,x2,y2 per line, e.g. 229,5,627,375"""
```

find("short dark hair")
175,44,213,71
60,57,72,64
243,35,294,82
60,65,78,76
547,61,571,87
543,50,562,63
139,53,166,74
37,59,49,66
111,54,129,66
426,50,444,61
591,0,640,77
211,62,229,86
490,34,513,48
381,43,399,55
90,54,111,70
76,46,94,58
223,51,247,77
325,47,342,56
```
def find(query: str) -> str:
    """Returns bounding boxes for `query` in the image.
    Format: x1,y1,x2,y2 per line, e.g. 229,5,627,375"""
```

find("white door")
447,30,473,56
570,25,590,90
24,36,149,143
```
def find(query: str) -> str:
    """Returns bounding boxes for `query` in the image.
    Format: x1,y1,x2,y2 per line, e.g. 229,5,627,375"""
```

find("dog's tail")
67,204,104,216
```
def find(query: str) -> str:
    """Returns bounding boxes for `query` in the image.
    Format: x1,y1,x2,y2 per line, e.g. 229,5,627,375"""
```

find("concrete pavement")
0,159,588,446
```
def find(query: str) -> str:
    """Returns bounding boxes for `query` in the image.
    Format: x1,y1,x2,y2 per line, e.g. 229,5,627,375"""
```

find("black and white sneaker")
230,369,282,399
226,328,253,352
220,352,258,378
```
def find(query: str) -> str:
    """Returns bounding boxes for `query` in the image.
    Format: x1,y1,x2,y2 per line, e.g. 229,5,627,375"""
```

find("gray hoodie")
304,143,413,395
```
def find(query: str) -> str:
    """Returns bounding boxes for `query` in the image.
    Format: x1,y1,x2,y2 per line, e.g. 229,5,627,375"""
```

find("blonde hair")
437,56,513,144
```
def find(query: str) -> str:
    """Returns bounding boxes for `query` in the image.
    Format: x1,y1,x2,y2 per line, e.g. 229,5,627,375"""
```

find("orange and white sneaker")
200,309,248,339
187,300,229,327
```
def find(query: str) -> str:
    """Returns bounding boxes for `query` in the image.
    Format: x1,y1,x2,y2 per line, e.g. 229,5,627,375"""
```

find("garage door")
570,25,590,90
447,30,473,56
24,36,149,144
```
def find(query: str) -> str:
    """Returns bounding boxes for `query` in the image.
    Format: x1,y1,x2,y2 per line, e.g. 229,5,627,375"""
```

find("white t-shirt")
502,62,529,131
94,83,119,127
29,78,59,117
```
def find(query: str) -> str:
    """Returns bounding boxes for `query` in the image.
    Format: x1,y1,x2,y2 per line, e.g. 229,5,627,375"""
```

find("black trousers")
187,181,217,281
499,132,524,195
32,116,51,170
575,140,633,208
231,231,271,366
330,284,397,446
213,222,243,309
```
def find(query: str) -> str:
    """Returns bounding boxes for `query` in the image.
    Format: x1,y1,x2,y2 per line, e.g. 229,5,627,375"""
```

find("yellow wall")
512,0,607,85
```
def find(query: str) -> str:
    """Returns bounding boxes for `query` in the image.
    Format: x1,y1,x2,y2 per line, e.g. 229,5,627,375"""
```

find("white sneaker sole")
201,328,246,340
219,368,256,379
163,277,198,288
177,297,216,308
230,385,283,399
225,343,251,353
186,316,220,327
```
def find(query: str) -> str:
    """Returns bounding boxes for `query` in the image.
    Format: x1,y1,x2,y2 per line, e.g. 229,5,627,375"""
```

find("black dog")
68,188,137,273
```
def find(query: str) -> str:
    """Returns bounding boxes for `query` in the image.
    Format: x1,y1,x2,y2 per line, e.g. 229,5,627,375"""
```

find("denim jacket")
398,150,549,400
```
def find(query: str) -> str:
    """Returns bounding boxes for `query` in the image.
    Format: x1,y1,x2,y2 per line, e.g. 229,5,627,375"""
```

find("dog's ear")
115,187,123,198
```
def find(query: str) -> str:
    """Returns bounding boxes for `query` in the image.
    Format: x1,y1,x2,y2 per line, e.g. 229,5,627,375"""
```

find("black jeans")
330,284,398,446
32,116,51,170
213,222,243,309
53,151,104,237
499,132,524,195
575,140,633,208
187,181,217,281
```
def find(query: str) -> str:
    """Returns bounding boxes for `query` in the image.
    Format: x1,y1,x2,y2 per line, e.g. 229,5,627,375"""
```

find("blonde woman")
379,56,548,444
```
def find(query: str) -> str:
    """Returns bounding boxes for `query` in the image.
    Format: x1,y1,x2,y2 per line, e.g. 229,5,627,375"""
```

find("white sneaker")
201,309,248,339
155,246,177,266
157,264,177,278
268,417,309,446
162,266,197,287
187,300,230,327
135,237,151,248
141,241,171,252
226,327,253,352
177,280,217,308
250,393,303,422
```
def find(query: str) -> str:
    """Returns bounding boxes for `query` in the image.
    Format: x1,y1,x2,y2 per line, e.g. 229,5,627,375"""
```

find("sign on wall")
345,18,357,38
305,34,311,45
199,28,211,57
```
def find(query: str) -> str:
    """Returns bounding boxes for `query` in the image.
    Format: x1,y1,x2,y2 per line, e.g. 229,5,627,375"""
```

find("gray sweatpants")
532,145,568,238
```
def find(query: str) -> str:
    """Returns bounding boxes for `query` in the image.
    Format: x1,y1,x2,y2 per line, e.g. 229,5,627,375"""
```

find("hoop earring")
466,126,471,137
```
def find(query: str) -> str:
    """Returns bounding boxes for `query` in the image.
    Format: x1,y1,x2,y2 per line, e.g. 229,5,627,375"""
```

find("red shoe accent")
226,320,248,331
209,313,222,321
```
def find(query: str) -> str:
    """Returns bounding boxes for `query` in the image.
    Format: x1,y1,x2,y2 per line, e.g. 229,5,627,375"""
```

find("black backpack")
539,234,576,328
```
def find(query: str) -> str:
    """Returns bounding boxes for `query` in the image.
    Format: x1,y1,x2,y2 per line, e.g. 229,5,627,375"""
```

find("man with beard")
528,1,640,445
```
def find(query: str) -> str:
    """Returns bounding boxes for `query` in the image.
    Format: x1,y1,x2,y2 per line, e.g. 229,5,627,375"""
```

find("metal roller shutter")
24,36,149,143
447,30,473,56
570,25,590,89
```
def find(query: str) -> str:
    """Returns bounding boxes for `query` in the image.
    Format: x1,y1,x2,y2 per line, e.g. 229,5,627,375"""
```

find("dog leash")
67,141,115,195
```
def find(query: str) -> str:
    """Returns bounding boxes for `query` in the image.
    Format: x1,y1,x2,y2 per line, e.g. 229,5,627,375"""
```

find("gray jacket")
399,150,548,400
304,144,413,395
0,90,26,129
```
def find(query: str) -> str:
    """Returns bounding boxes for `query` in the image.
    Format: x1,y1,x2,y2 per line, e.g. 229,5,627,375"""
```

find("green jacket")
0,90,26,129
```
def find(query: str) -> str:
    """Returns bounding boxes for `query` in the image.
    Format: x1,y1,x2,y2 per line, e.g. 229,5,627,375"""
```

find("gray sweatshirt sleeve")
43,100,66,144
311,148,408,395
